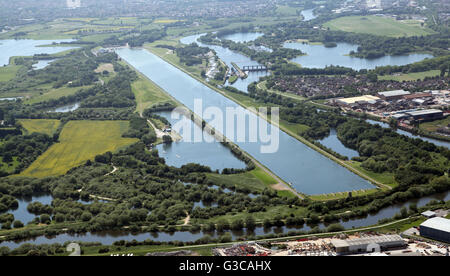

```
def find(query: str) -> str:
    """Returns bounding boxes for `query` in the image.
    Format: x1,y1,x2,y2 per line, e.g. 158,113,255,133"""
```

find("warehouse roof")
406,109,443,116
378,90,410,97
331,235,404,248
421,217,450,233
337,95,380,104
421,211,436,218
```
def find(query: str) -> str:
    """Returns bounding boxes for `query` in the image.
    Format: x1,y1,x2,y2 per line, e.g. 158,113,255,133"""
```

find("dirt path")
104,166,118,176
183,211,191,226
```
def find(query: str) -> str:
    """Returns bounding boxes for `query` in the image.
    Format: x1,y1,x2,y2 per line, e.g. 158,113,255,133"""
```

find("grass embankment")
324,16,436,37
20,121,138,178
379,70,441,81
131,76,177,115
205,166,281,195
144,40,392,198
419,116,450,133
18,119,61,136
0,65,21,82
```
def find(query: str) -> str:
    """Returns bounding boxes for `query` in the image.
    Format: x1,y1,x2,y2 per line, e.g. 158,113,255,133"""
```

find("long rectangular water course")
116,48,375,195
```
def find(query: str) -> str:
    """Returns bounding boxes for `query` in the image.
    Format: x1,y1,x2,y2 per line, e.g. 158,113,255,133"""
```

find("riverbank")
144,42,390,196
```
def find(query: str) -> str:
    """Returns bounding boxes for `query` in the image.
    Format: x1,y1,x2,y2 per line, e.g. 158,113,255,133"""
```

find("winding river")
1,190,448,249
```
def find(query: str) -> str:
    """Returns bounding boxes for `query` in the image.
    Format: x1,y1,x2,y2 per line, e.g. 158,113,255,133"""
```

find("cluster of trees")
0,133,54,176
0,50,99,94
81,65,137,108
176,43,210,66
122,114,157,146
337,119,450,186
103,29,166,47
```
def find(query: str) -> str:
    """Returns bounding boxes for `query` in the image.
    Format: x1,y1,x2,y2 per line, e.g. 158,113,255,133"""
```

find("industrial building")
335,95,380,107
378,90,411,100
331,235,406,255
405,109,444,121
420,217,450,243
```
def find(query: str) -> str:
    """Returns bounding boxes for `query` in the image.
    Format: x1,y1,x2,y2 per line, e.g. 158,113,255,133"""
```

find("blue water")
50,102,80,113
1,195,53,225
284,42,433,70
365,119,450,149
33,59,55,70
0,39,76,66
154,111,247,172
319,128,360,159
180,34,269,93
221,32,263,43
117,48,374,195
301,9,317,21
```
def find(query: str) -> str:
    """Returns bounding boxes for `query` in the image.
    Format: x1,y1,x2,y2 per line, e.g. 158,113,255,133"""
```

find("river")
365,119,450,149
1,191,448,249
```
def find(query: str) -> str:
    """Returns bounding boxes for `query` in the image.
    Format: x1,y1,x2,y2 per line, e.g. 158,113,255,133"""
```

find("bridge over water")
242,65,268,72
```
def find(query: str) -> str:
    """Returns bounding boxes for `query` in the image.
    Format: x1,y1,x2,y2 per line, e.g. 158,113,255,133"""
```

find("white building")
331,235,406,255
67,0,81,9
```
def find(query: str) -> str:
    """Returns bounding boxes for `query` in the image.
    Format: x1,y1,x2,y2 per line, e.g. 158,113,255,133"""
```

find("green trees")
245,216,256,230
162,135,173,144
13,220,24,228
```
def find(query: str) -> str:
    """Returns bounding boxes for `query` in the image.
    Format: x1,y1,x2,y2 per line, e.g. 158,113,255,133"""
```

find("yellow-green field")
19,119,61,136
324,16,436,37
21,121,138,178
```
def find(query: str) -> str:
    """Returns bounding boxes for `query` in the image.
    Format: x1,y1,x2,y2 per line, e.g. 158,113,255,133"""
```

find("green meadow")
21,121,138,178
324,16,436,37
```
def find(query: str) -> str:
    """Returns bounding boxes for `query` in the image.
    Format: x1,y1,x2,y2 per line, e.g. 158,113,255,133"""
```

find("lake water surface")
0,39,76,66
284,42,433,70
181,34,269,93
154,111,247,172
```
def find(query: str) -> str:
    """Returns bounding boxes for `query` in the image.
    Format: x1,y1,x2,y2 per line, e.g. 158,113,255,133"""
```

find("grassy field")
324,16,436,37
347,161,397,188
206,166,277,193
131,76,176,114
24,85,92,104
379,70,441,81
0,65,21,82
19,119,61,136
275,5,301,16
420,116,450,133
20,121,138,178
